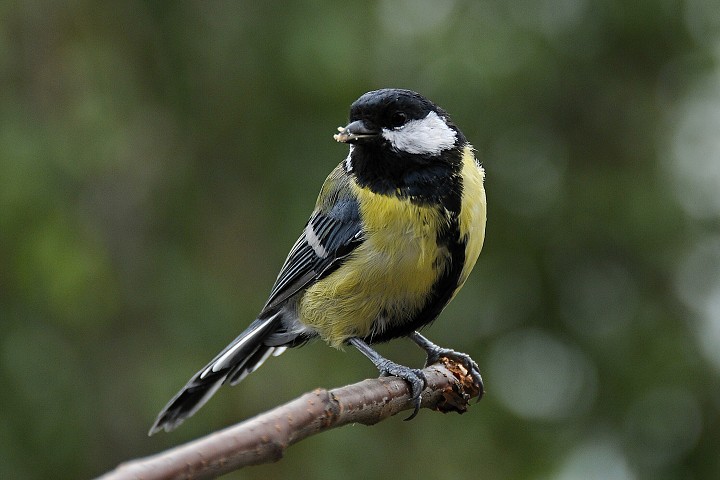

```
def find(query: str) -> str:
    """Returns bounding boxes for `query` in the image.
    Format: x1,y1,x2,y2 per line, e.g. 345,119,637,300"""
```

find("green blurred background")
2,1,720,479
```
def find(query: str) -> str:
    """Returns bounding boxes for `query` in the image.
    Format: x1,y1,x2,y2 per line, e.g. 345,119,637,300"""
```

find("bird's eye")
390,111,407,128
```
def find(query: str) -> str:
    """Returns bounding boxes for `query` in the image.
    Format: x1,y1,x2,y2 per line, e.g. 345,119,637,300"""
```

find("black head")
334,89,467,204
334,89,465,155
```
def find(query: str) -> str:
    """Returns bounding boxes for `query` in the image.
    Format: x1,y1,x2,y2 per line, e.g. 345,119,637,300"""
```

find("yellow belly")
300,187,447,347
299,146,486,348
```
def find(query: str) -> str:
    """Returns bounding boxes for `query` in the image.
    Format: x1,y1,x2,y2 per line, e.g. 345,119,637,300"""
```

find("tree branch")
98,358,481,480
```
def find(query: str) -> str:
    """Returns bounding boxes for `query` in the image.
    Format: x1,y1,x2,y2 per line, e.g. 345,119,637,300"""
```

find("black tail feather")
148,369,228,435
149,313,283,435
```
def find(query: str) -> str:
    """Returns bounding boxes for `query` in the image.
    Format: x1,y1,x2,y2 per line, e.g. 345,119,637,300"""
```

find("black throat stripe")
348,144,465,212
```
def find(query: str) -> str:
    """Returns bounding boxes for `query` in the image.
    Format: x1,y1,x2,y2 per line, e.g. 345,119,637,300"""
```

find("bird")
149,88,487,435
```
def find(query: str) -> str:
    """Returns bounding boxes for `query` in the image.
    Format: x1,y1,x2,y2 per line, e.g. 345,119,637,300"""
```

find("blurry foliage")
1,1,720,479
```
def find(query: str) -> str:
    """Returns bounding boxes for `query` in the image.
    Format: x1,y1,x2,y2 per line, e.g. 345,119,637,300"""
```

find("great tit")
150,89,487,435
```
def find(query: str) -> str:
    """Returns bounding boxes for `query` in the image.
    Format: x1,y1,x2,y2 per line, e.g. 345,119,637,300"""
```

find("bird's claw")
426,348,484,401
377,360,427,420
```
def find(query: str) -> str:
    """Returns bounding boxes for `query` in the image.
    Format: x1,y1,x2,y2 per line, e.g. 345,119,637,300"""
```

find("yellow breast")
457,145,487,290
299,145,486,348
300,185,448,347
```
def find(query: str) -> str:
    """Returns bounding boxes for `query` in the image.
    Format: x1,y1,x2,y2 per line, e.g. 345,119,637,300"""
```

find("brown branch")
97,359,481,480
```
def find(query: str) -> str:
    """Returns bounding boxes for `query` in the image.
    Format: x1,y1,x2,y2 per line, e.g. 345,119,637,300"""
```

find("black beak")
333,120,380,143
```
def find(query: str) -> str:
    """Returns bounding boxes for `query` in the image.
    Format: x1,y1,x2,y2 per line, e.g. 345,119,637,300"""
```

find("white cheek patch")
381,111,457,155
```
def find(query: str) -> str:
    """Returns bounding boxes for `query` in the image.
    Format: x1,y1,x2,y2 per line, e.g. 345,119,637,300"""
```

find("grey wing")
261,195,364,314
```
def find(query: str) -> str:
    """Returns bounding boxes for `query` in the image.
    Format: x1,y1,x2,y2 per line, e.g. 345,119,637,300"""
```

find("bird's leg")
409,331,484,401
348,337,427,420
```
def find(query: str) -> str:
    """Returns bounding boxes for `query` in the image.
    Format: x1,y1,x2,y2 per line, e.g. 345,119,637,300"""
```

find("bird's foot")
348,337,427,420
410,332,484,401
376,359,427,420
430,348,484,401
